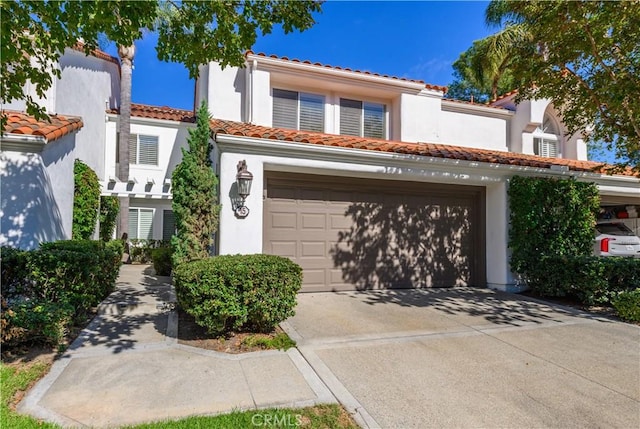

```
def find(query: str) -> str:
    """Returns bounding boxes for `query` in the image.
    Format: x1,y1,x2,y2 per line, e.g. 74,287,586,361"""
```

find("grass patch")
126,404,357,429
241,332,297,351
1,362,59,429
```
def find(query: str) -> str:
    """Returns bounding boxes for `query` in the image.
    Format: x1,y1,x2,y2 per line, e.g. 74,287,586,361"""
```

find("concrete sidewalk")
19,265,336,428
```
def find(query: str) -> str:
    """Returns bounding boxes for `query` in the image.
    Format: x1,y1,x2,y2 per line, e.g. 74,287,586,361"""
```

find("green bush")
1,299,73,346
612,289,640,322
526,255,640,305
174,254,302,334
72,160,100,240
129,239,170,263
99,196,119,241
1,247,32,301
152,247,172,276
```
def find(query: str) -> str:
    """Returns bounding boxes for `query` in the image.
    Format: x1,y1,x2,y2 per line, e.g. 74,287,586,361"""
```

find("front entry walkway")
19,265,335,428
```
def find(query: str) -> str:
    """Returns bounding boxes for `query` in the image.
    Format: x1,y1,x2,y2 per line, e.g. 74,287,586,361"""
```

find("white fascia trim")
441,99,514,119
0,133,47,153
248,54,430,93
215,133,640,186
106,113,196,128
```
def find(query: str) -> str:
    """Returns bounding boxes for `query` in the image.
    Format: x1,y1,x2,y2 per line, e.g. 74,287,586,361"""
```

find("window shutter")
299,93,324,132
340,98,362,136
128,209,139,239
162,210,176,241
273,89,298,129
129,134,138,164
138,135,158,165
139,209,154,240
363,102,385,139
534,137,558,158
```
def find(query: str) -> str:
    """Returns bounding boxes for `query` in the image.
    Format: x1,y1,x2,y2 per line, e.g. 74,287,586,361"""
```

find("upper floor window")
340,98,385,139
273,89,324,132
534,115,560,158
129,134,159,166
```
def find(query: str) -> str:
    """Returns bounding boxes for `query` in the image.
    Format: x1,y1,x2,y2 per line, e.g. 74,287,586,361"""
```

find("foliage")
173,254,302,335
242,332,297,351
612,289,640,322
171,101,220,266
508,175,599,282
1,0,322,128
485,0,640,171
72,160,100,240
1,299,73,346
129,239,170,264
520,255,640,305
99,196,120,241
151,247,172,276
446,35,516,102
1,240,121,347
1,362,58,429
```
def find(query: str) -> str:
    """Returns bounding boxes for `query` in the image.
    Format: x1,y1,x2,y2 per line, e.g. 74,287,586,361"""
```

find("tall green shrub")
171,100,219,266
508,176,600,288
72,160,100,240
99,196,119,241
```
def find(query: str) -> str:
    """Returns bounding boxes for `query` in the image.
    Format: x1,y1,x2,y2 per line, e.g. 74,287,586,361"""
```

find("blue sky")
104,1,494,111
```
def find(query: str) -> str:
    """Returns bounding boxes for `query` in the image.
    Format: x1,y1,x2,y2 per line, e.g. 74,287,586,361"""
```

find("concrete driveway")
281,288,640,429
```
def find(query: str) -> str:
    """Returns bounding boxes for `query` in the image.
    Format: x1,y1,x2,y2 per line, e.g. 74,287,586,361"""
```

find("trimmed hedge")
152,247,172,276
612,289,640,322
526,255,640,305
99,196,120,241
174,254,302,334
1,240,122,346
129,239,170,263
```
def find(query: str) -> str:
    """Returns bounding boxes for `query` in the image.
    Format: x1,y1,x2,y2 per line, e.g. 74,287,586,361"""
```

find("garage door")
263,173,485,292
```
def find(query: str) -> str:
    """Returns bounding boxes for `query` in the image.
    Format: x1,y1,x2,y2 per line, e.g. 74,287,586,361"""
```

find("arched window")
533,114,561,158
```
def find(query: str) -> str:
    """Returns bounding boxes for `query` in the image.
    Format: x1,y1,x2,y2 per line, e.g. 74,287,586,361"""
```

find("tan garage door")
264,173,485,292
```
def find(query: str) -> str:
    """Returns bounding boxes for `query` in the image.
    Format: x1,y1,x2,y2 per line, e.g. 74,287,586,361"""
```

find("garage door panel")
269,241,297,258
301,213,326,229
264,173,485,292
270,212,297,229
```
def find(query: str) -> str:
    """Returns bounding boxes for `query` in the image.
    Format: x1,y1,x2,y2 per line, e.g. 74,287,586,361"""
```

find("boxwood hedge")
173,254,302,334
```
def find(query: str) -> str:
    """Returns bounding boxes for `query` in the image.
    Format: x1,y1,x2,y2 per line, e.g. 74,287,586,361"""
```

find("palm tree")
117,44,135,238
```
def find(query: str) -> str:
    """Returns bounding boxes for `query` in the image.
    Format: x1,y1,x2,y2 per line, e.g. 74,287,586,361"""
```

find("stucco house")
1,45,121,248
3,50,639,292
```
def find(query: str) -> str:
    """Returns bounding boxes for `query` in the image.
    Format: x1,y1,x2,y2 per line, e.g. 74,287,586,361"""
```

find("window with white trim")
273,89,324,132
340,98,386,139
533,115,560,158
129,134,159,166
128,208,154,239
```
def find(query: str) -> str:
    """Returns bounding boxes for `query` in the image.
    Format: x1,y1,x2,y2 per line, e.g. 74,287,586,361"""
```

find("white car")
594,222,640,257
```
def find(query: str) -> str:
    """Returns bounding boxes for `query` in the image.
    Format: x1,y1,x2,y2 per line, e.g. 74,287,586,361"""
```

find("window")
533,114,560,158
340,98,385,139
129,134,159,166
273,89,324,132
162,210,176,241
129,208,153,239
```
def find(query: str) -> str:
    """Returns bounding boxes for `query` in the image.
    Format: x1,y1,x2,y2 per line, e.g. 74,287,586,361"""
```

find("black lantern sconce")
235,160,253,218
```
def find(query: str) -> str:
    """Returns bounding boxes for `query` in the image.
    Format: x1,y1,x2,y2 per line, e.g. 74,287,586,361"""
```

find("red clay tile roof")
210,119,632,176
71,42,120,66
247,51,448,92
2,110,83,142
442,98,510,111
490,89,519,105
107,103,196,123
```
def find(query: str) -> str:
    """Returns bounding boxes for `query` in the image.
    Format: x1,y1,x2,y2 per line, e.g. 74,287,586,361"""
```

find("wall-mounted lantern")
235,160,253,218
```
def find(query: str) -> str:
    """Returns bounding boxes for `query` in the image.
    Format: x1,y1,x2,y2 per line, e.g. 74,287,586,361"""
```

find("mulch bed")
177,309,287,354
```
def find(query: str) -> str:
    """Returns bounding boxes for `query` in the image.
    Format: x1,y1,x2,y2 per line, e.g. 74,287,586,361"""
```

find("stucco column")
218,152,264,255
485,181,521,292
